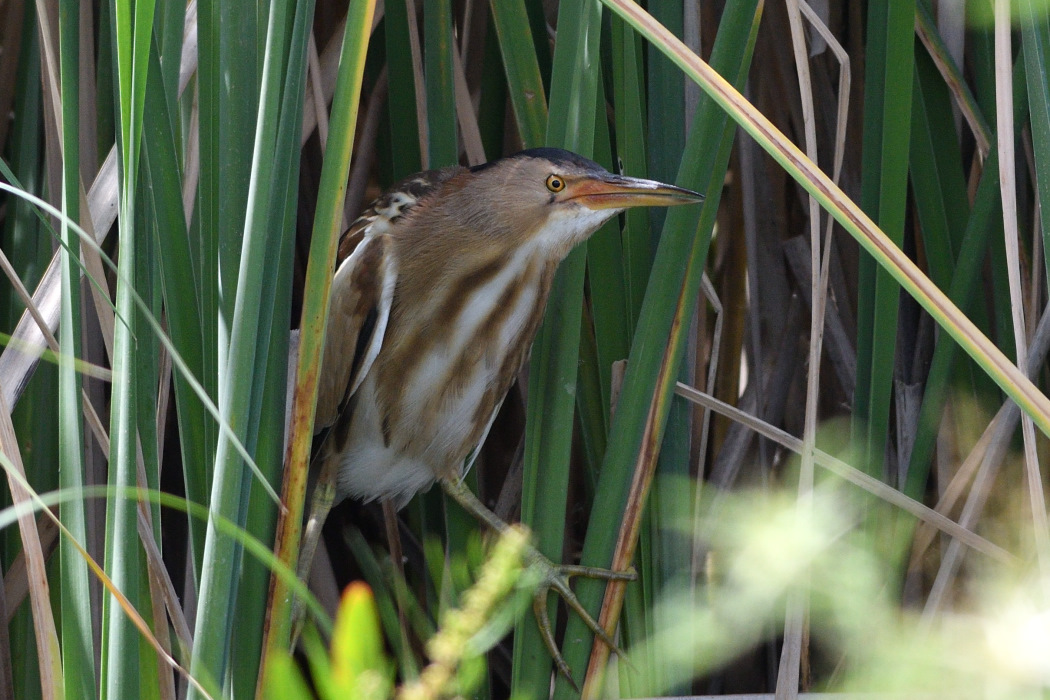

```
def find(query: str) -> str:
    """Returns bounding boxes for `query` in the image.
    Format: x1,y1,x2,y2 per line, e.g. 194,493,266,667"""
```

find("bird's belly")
334,363,500,508
335,278,540,508
334,371,443,508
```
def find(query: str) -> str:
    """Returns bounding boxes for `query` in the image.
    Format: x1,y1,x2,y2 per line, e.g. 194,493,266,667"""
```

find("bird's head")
458,148,704,258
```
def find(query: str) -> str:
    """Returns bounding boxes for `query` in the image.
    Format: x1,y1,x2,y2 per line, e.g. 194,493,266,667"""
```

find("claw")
526,550,636,688
533,587,576,689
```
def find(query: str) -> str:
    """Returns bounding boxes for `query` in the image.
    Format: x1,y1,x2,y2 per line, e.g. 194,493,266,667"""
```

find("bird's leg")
290,454,339,647
440,477,635,686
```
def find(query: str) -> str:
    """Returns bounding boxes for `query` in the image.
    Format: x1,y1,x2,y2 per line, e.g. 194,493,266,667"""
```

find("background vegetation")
0,0,1048,698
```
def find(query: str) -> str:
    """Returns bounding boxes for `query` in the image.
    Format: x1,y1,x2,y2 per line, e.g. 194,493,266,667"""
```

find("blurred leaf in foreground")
621,485,1050,698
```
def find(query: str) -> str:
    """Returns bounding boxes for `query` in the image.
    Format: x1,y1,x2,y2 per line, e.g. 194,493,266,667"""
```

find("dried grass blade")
0,396,61,699
993,0,1050,569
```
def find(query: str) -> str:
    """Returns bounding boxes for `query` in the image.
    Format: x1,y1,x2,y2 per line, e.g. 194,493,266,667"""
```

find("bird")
302,147,703,680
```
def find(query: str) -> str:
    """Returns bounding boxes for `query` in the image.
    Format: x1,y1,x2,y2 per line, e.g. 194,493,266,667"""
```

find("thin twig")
673,383,1014,565
993,0,1049,573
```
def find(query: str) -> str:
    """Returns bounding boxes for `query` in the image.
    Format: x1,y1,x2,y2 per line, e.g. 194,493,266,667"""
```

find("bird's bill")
566,174,704,210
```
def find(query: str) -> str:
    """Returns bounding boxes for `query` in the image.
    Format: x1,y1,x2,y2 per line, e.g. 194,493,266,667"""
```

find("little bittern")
304,148,702,678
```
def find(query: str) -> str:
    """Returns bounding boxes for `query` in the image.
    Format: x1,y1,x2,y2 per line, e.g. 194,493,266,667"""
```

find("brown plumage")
305,147,702,679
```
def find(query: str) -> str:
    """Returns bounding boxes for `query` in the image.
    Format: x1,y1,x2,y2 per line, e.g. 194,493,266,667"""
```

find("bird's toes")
530,558,631,672
532,585,579,690
556,563,637,583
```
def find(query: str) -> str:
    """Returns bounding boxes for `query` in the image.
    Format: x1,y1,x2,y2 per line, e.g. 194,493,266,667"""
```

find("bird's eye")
546,175,565,192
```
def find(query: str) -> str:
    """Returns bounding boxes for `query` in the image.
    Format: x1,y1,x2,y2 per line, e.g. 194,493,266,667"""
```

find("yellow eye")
546,175,565,192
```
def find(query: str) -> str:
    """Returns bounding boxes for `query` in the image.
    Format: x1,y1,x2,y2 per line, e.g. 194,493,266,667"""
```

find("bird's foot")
439,477,636,688
525,550,636,690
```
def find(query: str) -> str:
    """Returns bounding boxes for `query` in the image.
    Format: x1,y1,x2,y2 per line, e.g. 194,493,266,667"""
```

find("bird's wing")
315,167,463,433
315,224,397,433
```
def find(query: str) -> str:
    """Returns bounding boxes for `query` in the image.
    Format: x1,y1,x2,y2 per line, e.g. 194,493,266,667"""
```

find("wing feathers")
317,165,461,435
316,233,395,431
